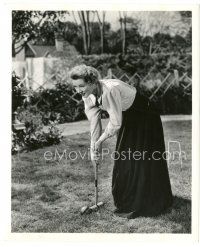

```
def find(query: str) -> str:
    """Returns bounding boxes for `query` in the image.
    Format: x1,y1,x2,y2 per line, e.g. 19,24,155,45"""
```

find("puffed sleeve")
82,94,102,147
98,86,122,142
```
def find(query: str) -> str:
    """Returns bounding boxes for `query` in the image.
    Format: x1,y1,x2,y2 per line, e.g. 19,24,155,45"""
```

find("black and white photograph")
0,2,199,241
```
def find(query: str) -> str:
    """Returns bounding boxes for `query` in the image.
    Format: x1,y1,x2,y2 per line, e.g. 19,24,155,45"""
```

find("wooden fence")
14,68,192,118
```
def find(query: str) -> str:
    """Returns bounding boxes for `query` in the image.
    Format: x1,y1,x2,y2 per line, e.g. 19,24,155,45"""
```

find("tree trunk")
96,11,106,54
78,11,92,55
122,18,126,55
86,11,91,54
149,40,152,55
78,11,88,55
100,26,104,54
12,39,16,57
119,12,127,55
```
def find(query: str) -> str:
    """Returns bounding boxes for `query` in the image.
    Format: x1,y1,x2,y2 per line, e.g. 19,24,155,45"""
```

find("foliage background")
12,11,192,151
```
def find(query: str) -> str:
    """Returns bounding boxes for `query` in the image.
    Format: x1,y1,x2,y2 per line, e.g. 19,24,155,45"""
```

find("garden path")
50,115,192,137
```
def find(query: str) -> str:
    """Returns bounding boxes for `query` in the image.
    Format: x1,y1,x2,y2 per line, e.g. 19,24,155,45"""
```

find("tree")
132,11,191,55
96,11,106,54
12,11,38,56
119,11,127,55
76,11,95,55
12,11,69,55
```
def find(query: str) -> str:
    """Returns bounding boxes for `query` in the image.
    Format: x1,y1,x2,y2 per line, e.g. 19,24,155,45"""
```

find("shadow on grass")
162,195,191,233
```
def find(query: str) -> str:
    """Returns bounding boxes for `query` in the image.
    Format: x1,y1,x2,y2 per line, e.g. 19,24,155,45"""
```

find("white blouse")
82,79,137,146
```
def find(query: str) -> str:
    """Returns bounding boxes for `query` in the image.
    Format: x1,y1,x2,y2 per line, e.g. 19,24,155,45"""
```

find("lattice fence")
105,68,192,101
14,68,192,121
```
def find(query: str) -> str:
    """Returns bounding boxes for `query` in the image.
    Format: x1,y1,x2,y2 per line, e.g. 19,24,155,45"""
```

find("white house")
12,38,80,90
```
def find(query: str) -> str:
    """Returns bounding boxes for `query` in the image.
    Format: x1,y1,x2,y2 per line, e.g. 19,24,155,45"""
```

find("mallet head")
80,206,89,214
89,201,104,211
80,202,104,215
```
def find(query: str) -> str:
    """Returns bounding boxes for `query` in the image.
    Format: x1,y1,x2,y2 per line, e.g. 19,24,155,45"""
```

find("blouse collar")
96,80,104,105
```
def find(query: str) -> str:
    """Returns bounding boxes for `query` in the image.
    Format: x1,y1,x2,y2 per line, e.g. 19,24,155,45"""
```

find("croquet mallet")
80,160,104,214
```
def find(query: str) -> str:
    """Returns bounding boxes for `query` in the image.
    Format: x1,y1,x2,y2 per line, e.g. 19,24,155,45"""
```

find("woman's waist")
123,91,159,115
121,87,137,111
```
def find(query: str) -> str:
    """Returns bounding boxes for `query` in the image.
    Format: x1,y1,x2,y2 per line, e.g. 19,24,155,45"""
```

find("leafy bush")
28,82,85,124
24,121,62,151
12,72,28,119
82,54,121,77
138,82,192,114
12,110,63,153
12,128,26,153
82,53,192,79
161,86,192,114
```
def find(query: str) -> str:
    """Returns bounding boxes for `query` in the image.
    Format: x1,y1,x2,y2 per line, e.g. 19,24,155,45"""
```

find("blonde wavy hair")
69,64,101,84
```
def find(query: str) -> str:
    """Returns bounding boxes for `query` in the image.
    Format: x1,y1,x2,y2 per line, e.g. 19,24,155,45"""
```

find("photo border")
0,0,199,244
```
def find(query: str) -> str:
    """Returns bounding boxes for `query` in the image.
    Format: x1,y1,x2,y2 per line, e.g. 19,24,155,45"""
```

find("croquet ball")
80,206,88,214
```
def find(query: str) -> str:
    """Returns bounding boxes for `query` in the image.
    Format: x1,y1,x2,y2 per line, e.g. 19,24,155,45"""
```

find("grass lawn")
11,120,191,233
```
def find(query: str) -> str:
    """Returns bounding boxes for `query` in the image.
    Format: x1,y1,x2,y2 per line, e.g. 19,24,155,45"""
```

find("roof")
26,41,79,58
28,44,56,57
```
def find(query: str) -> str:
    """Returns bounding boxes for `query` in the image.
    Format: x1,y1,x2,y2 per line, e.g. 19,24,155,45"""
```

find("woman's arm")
82,95,102,158
86,106,102,149
97,86,122,144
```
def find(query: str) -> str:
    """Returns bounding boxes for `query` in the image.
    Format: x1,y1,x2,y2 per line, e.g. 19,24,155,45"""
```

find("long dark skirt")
112,92,173,218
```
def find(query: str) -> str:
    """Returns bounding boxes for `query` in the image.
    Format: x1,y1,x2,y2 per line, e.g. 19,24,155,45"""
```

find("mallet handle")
92,160,98,206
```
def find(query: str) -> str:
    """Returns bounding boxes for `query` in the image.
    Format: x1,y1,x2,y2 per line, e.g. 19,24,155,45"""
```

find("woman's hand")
94,140,102,153
90,140,102,161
